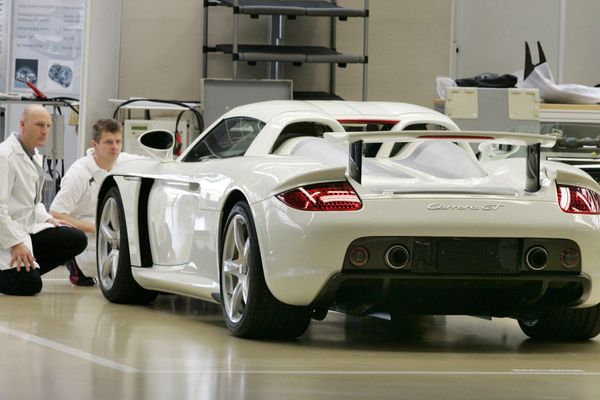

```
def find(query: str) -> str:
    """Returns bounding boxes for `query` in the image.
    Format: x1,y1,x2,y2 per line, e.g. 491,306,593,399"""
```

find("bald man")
0,105,87,295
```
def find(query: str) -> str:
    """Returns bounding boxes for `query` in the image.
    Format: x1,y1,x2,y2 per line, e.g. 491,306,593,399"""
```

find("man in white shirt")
51,118,139,285
0,105,87,295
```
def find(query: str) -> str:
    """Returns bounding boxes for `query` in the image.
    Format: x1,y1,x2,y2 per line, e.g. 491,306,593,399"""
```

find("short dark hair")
92,119,123,142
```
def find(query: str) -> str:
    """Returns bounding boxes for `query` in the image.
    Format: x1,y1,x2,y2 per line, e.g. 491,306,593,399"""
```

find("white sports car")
96,100,600,340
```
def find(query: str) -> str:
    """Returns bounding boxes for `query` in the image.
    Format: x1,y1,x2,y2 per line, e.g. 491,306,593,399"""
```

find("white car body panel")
255,192,600,306
99,100,600,316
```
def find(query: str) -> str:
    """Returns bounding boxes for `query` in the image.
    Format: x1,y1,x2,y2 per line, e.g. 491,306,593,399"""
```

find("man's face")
92,131,123,163
20,108,52,150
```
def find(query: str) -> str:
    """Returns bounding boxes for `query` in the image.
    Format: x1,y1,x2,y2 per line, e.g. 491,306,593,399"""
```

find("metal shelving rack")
203,0,369,100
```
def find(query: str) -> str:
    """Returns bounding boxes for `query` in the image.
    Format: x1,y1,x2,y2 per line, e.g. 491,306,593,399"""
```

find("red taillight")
277,181,362,211
557,184,600,214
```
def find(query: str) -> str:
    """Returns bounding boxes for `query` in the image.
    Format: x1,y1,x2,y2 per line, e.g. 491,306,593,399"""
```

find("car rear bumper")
252,196,600,307
310,271,591,319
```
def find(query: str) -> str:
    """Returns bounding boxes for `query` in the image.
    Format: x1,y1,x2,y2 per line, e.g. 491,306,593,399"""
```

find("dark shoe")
65,259,97,287
69,274,97,287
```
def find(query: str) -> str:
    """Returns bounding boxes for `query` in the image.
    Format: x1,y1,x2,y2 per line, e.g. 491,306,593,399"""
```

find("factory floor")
1,273,599,400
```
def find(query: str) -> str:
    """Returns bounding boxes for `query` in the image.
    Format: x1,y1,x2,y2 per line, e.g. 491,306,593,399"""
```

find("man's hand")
10,243,36,272
47,217,75,228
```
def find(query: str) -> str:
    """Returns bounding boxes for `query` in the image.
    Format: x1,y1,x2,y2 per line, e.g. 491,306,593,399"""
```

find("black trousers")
0,226,87,296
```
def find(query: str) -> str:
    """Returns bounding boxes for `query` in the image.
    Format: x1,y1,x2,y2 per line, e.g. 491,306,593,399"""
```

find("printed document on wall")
11,0,83,95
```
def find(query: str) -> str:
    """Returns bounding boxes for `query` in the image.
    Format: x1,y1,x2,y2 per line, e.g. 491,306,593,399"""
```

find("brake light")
557,184,600,214
277,181,362,211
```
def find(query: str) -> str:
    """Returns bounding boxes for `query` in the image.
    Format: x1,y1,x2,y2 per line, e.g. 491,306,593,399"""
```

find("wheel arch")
96,176,117,227
97,175,155,268
219,189,249,246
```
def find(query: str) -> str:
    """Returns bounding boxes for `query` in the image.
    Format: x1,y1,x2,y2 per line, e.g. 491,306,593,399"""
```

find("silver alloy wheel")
98,197,121,291
222,214,250,324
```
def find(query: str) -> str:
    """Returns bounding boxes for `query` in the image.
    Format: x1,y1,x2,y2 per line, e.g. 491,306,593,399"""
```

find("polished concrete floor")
1,274,599,400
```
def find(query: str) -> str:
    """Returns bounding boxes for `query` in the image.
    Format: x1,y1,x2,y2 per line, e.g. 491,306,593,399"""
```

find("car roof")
179,100,460,160
219,100,447,123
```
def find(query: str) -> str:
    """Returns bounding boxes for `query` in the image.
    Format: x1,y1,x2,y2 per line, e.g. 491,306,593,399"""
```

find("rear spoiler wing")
324,130,558,193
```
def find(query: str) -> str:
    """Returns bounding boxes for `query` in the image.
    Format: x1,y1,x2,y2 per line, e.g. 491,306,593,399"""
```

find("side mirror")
138,129,175,161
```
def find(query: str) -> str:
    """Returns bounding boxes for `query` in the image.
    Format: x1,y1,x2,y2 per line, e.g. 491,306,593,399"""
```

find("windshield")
183,117,265,162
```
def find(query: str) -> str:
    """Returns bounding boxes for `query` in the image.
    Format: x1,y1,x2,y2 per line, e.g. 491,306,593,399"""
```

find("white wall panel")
454,0,561,80
563,0,600,86
79,0,121,155
118,0,453,107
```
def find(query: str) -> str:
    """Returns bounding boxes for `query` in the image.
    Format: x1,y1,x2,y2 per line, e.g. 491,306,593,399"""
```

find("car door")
146,163,201,266
147,116,266,268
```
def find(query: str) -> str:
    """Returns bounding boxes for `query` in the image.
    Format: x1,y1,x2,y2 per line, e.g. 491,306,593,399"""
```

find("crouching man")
50,118,140,286
0,105,87,295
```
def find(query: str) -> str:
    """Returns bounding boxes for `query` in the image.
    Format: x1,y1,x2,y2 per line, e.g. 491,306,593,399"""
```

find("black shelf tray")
214,44,365,64
211,0,367,17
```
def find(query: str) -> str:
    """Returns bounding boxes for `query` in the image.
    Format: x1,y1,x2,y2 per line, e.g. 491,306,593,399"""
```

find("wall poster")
10,0,83,95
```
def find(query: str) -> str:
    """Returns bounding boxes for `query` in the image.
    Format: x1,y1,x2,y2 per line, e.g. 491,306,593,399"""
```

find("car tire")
220,201,311,339
97,186,158,304
518,304,600,340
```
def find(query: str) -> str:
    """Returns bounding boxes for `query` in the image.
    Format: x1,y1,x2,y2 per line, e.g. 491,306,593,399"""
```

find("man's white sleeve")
34,202,52,224
0,153,27,248
50,170,87,215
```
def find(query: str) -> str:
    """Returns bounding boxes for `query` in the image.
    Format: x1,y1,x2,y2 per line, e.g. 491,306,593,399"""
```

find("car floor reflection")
0,279,598,400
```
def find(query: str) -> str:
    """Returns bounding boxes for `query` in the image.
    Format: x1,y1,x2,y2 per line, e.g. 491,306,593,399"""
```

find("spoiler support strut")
525,143,541,192
349,140,363,184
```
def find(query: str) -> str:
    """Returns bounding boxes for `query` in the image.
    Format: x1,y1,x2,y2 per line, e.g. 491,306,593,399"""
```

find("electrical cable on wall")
48,96,79,115
112,98,204,133
22,81,77,197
